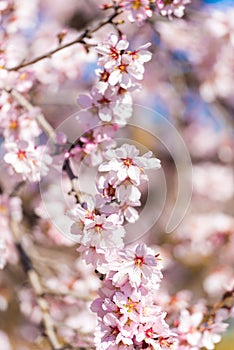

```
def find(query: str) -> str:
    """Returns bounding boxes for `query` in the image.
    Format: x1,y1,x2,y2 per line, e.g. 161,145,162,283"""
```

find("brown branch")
42,288,93,302
7,8,123,71
10,219,91,350
9,180,26,197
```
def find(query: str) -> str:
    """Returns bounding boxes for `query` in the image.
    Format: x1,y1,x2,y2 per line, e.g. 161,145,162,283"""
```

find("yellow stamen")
17,150,27,160
19,72,27,80
0,205,7,214
132,0,141,10
9,120,18,130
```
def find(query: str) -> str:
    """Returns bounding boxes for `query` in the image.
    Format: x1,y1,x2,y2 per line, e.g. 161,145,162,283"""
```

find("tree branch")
10,219,91,350
7,8,123,71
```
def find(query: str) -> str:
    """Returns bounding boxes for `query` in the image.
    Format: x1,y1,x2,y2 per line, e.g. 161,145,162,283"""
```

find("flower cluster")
91,244,177,350
0,84,52,183
4,140,52,182
96,34,152,88
120,0,154,24
68,204,125,249
72,34,153,169
98,143,161,223
156,0,191,18
175,307,228,350
102,0,191,24
152,289,233,350
77,34,151,127
67,143,161,249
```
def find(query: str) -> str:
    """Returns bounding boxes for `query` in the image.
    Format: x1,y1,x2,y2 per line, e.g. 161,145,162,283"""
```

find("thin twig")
63,157,84,204
43,288,93,301
7,8,123,71
9,180,26,197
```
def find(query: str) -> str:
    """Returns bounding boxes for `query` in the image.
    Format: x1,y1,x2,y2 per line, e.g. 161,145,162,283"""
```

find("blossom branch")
210,288,234,317
7,7,123,72
10,88,83,202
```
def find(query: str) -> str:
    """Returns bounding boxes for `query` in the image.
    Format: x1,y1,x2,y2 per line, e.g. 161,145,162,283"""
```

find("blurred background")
0,0,234,349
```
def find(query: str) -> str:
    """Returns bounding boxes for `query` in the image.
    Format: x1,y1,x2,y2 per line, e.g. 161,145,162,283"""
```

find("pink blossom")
96,34,129,69
67,203,125,249
100,243,163,290
135,313,173,346
4,140,52,182
156,0,190,18
108,55,145,87
121,0,153,24
96,34,152,87
99,144,161,186
0,109,42,141
0,330,12,350
78,83,133,125
70,125,117,167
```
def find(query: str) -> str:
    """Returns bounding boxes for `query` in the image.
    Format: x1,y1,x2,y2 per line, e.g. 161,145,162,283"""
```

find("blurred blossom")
192,163,234,201
174,213,234,262
0,331,12,350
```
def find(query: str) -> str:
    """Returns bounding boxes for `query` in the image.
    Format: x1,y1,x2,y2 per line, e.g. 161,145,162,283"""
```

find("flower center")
85,210,95,220
128,50,139,60
106,184,116,197
123,158,133,167
9,120,18,130
17,150,27,160
19,72,27,80
135,255,144,266
132,0,142,10
95,223,103,233
99,70,110,82
0,205,7,214
110,47,120,60
97,96,110,105
145,327,154,338
159,337,173,346
126,298,138,312
117,64,128,73
111,327,119,336
118,87,127,95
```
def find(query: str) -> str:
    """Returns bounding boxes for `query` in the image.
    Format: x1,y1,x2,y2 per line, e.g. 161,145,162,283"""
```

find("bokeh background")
0,0,234,349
